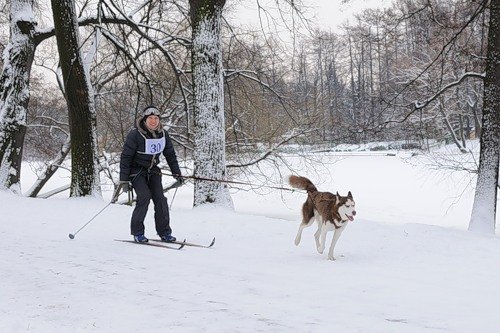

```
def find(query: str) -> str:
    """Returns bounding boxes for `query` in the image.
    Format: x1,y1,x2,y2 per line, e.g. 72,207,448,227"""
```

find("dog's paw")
328,255,336,261
317,246,324,254
294,238,301,246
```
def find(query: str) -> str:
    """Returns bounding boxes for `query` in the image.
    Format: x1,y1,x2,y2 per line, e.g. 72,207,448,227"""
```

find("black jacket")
120,118,181,181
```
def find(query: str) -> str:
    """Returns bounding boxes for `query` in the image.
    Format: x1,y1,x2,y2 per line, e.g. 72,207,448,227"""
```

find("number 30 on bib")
145,137,165,154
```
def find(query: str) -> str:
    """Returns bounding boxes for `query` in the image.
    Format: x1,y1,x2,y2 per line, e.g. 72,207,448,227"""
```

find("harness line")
159,171,302,193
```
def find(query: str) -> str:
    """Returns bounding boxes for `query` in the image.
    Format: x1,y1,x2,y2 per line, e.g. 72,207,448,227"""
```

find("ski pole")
170,187,179,210
68,201,113,239
68,186,121,239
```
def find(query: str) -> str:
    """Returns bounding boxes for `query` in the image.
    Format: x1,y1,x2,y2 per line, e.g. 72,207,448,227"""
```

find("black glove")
119,181,132,193
173,175,184,185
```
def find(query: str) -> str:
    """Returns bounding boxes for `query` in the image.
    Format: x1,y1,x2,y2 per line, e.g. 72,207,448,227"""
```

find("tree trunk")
468,0,500,233
0,0,36,194
439,99,466,152
190,0,233,208
51,0,101,197
25,136,71,197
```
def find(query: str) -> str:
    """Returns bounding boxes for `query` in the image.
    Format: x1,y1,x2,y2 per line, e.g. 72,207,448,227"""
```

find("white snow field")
1,148,499,332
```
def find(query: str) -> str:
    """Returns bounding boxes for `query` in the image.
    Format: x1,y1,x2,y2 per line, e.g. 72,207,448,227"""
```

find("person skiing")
119,105,184,243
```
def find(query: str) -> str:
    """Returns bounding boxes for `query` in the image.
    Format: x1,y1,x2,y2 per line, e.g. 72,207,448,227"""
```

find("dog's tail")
288,175,318,193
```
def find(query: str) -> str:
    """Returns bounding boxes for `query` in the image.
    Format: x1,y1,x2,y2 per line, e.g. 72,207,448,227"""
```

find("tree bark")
0,0,36,193
190,0,233,207
51,0,101,197
468,0,500,233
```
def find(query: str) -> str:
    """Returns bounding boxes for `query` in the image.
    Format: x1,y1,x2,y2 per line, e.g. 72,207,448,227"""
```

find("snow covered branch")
226,129,313,169
386,72,485,125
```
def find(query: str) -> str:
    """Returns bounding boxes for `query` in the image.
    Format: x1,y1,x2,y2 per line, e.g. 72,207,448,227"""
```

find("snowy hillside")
1,149,499,332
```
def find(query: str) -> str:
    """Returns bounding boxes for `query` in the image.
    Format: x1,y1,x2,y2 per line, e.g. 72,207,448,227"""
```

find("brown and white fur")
289,175,356,260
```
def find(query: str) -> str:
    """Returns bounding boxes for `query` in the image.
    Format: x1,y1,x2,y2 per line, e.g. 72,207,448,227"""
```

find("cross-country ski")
150,237,215,248
114,239,185,250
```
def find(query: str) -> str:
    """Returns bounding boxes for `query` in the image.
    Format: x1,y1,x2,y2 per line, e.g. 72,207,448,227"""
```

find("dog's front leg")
328,228,344,260
314,222,322,251
317,226,328,254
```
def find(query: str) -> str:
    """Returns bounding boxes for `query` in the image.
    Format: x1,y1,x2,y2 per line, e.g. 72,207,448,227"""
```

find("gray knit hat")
142,106,160,119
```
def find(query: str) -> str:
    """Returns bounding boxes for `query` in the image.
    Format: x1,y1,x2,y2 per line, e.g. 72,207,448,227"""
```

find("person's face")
145,115,159,130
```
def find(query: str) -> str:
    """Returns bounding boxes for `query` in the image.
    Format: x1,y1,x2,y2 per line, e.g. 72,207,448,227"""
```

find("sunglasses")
143,107,161,117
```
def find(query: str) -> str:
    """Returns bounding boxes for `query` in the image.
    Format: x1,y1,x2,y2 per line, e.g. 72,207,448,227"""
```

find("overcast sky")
312,0,392,29
228,0,393,32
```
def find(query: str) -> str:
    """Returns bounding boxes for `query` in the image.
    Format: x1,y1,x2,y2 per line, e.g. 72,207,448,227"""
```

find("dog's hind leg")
294,202,315,246
295,217,314,246
328,227,345,261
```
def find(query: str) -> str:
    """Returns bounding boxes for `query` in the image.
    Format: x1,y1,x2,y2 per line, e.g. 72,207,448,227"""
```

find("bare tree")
468,0,500,233
51,0,100,196
0,0,36,193
190,0,233,207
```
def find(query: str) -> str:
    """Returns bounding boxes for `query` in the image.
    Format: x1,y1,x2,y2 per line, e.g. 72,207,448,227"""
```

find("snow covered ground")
1,148,499,332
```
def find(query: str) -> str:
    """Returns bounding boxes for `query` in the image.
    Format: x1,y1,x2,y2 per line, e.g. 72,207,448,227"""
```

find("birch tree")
468,0,500,233
51,0,100,197
190,0,233,207
0,0,36,193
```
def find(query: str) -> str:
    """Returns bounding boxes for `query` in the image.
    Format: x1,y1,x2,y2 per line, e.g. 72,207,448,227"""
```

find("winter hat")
141,105,161,121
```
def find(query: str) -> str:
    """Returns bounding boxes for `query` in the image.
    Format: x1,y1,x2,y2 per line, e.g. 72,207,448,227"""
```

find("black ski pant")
130,171,171,236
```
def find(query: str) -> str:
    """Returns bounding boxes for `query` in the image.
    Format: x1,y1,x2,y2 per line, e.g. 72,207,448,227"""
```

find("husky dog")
289,175,356,260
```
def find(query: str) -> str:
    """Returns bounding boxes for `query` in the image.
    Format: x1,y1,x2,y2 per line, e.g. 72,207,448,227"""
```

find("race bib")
145,137,165,154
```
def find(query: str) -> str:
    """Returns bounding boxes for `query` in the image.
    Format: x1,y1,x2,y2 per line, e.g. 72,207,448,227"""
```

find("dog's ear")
336,192,340,200
347,191,353,199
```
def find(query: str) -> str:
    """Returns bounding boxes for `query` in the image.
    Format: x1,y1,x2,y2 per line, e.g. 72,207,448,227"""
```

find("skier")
119,106,184,243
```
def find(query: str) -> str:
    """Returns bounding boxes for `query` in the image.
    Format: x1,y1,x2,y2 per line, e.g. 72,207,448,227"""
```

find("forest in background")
0,0,487,163
0,0,497,232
